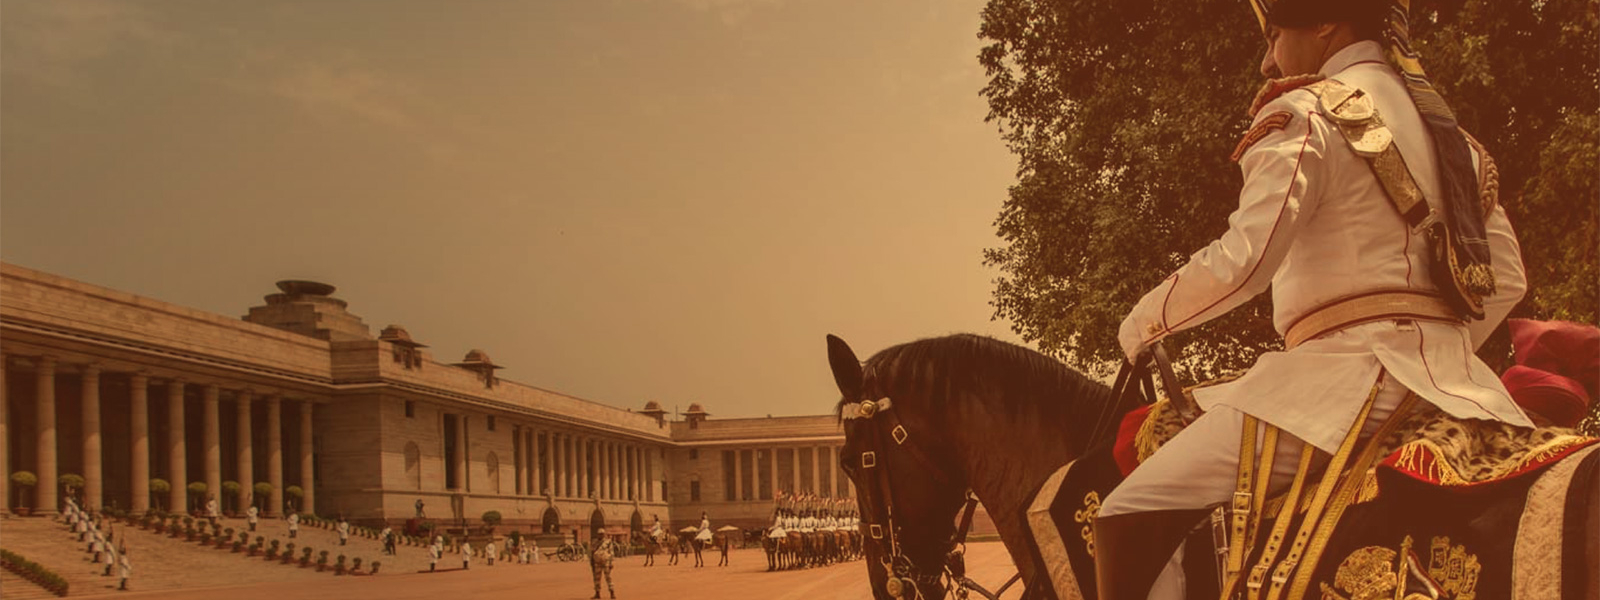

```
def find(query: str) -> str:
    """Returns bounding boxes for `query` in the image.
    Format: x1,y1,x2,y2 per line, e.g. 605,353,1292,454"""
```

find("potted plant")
285,486,304,515
316,550,329,572
300,547,314,567
9,471,36,516
186,482,207,514
350,557,362,575
251,483,273,508
220,481,241,516
58,473,85,505
282,542,296,564
481,510,503,535
335,554,347,575
267,540,281,560
148,479,170,512
370,561,381,575
221,527,235,549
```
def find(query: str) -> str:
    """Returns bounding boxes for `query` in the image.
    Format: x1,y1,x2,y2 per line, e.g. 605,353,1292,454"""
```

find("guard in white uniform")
1093,1,1530,598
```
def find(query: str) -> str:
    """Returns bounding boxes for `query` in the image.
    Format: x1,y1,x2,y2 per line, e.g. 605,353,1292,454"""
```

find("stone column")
166,378,186,513
733,447,743,502
582,438,595,499
628,446,637,501
299,400,314,513
0,356,8,514
203,384,221,510
452,414,466,491
35,356,59,515
235,390,254,513
530,429,540,496
81,364,103,511
649,448,658,502
811,446,821,495
266,395,283,517
769,447,779,498
830,446,840,498
513,426,523,495
612,443,621,500
558,433,569,497
129,372,150,514
791,447,801,493
549,433,560,497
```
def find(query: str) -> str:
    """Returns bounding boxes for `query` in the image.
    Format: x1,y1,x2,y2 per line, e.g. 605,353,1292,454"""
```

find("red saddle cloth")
1113,404,1153,477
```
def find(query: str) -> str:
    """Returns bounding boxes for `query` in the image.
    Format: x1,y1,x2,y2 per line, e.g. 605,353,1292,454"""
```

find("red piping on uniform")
1163,111,1322,333
1417,323,1494,415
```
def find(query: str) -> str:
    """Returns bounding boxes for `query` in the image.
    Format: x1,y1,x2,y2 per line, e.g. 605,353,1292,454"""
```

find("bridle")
842,395,1023,600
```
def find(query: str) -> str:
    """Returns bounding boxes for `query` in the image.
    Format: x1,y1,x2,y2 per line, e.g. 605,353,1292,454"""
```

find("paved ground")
96,544,1025,600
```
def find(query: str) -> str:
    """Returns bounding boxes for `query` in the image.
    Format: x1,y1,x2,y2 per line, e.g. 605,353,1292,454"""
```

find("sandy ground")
93,544,1026,600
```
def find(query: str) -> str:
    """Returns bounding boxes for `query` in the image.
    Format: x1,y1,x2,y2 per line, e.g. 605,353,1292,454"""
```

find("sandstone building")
0,263,850,539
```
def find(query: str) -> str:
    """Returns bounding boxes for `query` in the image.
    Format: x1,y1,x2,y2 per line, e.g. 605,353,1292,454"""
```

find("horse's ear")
826,334,864,398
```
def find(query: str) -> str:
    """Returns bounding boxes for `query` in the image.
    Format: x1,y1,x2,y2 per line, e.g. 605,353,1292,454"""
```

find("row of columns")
510,428,656,502
0,355,316,517
733,445,848,501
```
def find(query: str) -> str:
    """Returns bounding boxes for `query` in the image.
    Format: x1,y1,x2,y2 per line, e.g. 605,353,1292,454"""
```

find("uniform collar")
1319,40,1386,77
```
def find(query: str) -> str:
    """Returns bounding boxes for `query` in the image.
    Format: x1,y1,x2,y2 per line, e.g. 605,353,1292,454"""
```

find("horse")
763,529,788,571
713,531,733,567
826,333,1600,600
681,531,709,568
633,530,665,567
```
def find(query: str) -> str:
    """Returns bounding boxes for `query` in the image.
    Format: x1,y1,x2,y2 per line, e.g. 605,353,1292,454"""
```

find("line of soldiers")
61,498,133,590
764,492,862,570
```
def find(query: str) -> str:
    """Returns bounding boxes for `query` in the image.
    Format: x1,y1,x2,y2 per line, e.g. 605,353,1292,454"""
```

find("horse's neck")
949,397,1085,588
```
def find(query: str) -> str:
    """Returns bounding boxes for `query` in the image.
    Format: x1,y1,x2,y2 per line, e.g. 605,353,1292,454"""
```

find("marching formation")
762,491,862,571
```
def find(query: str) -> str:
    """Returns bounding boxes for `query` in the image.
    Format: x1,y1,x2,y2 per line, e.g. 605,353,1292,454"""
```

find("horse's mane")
834,334,1112,451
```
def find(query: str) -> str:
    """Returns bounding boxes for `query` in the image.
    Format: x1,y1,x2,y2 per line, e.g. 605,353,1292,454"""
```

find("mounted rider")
1096,0,1530,598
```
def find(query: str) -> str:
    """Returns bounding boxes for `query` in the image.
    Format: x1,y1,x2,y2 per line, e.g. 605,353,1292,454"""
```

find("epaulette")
1460,129,1500,214
1247,74,1326,118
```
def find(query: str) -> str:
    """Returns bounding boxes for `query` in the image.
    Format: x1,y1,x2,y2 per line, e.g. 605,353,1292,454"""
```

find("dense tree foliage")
978,0,1598,381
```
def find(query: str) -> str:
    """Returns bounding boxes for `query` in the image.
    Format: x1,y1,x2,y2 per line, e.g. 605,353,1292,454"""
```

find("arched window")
542,507,561,534
404,442,422,490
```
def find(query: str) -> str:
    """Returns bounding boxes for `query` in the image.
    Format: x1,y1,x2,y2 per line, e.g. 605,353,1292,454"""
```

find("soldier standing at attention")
246,504,259,532
460,539,472,570
591,535,617,599
1093,1,1531,598
429,538,442,572
337,516,350,546
287,512,300,538
485,540,497,566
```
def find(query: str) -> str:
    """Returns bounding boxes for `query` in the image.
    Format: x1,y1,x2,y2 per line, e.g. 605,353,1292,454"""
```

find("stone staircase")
0,516,129,597
1,565,62,600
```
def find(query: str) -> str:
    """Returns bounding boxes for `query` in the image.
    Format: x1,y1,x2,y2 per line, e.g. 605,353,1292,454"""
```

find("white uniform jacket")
1118,41,1532,453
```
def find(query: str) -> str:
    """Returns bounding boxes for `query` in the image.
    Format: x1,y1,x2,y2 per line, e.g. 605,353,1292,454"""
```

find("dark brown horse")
827,333,1600,600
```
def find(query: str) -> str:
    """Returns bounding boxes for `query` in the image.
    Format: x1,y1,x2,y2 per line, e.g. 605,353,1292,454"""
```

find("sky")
1,0,1025,419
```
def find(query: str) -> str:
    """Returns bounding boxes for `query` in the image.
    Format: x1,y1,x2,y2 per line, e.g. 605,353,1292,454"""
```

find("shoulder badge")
1318,79,1393,157
1231,111,1293,162
1248,74,1326,118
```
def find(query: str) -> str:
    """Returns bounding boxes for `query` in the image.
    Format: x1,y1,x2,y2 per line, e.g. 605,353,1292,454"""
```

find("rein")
843,397,1019,600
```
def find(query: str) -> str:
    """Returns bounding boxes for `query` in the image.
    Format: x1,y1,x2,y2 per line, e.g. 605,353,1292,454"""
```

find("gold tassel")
1462,263,1495,297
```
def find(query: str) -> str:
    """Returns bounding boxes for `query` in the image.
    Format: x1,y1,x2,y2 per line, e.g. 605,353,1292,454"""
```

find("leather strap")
1262,373,1387,600
1242,442,1315,598
1283,290,1461,350
1285,392,1422,599
1223,418,1277,595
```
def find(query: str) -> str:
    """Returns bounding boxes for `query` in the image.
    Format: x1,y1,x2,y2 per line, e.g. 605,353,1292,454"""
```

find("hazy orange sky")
1,0,1024,418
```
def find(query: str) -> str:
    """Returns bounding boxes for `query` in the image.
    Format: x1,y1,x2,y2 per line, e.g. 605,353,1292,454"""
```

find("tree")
978,0,1598,381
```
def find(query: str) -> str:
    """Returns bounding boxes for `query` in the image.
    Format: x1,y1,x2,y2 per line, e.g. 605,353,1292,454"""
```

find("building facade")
0,263,851,538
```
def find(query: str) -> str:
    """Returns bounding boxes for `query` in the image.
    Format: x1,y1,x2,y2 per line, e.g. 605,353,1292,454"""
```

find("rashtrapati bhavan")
0,262,872,538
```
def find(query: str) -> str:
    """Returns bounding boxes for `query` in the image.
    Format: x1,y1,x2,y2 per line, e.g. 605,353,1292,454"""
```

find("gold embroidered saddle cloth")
1026,389,1597,600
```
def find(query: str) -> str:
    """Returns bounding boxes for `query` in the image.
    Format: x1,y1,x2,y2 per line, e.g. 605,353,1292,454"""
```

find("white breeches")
1099,370,1404,518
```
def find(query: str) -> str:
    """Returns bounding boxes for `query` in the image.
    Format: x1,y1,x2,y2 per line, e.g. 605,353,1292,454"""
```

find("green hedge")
0,548,70,597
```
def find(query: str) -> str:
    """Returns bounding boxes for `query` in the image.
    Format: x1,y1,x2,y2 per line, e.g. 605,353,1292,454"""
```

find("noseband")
843,397,1021,600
